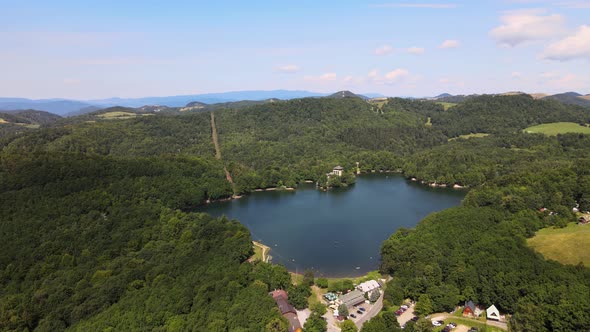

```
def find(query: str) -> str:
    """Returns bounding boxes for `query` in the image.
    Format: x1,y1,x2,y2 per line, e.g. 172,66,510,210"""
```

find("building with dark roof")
270,290,302,332
338,289,366,310
463,300,476,317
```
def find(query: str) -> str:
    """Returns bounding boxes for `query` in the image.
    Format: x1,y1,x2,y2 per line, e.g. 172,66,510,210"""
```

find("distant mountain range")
0,90,386,116
431,91,590,107
2,90,588,116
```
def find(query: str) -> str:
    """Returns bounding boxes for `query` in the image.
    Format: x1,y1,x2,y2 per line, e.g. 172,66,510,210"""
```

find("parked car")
442,327,451,332
395,310,403,316
350,314,356,318
432,320,442,327
468,328,478,332
359,307,366,312
356,310,363,315
449,322,457,328
401,305,409,309
411,316,419,322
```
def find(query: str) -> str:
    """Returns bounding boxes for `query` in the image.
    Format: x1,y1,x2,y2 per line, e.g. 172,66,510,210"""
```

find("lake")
198,174,465,277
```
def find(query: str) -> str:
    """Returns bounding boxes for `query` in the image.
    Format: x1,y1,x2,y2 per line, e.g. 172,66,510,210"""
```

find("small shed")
487,304,500,321
463,300,476,317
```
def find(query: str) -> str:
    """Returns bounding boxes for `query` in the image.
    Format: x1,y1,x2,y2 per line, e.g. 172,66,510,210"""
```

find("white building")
487,304,500,321
356,280,381,293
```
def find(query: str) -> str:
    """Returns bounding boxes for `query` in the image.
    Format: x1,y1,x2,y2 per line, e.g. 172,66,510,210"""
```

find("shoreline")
201,172,467,207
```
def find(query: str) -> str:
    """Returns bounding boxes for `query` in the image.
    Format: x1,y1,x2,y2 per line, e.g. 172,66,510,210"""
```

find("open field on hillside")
449,133,489,141
527,223,590,266
437,102,457,110
97,112,154,119
524,122,590,136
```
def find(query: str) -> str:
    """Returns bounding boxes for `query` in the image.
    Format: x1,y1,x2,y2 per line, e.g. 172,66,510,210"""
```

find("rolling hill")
543,92,590,107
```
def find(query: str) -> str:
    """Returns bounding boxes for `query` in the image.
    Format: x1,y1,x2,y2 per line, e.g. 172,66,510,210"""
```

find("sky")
1,0,589,99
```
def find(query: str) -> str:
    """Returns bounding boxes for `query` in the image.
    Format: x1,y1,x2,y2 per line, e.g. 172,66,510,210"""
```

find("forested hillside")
1,95,589,331
0,153,292,331
383,133,590,331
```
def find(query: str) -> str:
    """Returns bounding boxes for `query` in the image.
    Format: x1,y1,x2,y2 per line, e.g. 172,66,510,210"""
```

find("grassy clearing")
437,102,457,110
527,223,590,266
252,245,263,261
524,122,590,136
369,98,388,109
449,133,489,141
426,117,432,127
97,112,154,120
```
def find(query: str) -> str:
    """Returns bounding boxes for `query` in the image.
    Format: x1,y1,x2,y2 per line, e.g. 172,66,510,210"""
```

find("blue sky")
1,0,589,99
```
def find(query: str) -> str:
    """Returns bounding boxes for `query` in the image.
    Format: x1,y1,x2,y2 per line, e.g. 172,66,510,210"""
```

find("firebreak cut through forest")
1,94,590,331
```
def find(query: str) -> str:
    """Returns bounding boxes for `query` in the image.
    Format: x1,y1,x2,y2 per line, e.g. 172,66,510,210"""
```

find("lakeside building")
337,289,366,310
330,166,344,177
356,280,380,293
270,290,302,332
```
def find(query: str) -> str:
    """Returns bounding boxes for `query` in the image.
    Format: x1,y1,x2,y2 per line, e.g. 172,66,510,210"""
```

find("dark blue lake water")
198,174,465,277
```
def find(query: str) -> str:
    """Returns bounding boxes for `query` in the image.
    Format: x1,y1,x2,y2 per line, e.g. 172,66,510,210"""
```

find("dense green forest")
1,94,590,331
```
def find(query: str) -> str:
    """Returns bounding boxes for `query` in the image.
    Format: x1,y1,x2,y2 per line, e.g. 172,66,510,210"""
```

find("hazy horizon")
2,0,589,99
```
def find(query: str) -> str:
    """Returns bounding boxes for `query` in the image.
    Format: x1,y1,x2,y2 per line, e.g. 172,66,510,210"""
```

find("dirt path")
210,112,236,191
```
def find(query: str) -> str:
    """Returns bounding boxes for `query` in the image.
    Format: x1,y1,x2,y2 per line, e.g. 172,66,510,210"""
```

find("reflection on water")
198,174,465,277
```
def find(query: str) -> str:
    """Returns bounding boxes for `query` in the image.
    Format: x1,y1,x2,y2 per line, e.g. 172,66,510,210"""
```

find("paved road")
355,292,383,329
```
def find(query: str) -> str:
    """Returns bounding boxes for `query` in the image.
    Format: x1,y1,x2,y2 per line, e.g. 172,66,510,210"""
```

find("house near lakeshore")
356,280,381,293
270,290,302,332
487,304,501,321
330,166,344,177
337,289,366,310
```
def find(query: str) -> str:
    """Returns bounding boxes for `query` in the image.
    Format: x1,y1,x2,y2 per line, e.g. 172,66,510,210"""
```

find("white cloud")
511,72,523,79
490,10,565,47
407,47,425,54
304,72,337,82
543,25,590,61
274,64,301,73
439,39,460,49
370,3,458,8
538,72,588,90
63,78,81,85
343,75,354,83
384,68,410,81
367,69,379,79
439,78,451,84
374,45,394,55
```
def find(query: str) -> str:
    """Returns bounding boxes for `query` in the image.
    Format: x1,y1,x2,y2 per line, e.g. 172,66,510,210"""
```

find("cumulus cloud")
304,72,337,82
543,25,590,61
368,69,379,79
490,10,565,47
374,45,394,55
439,39,460,49
407,47,425,54
384,68,409,80
274,64,301,73
370,3,458,8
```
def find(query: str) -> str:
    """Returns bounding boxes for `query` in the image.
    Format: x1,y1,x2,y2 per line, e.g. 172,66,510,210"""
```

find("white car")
432,320,442,327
